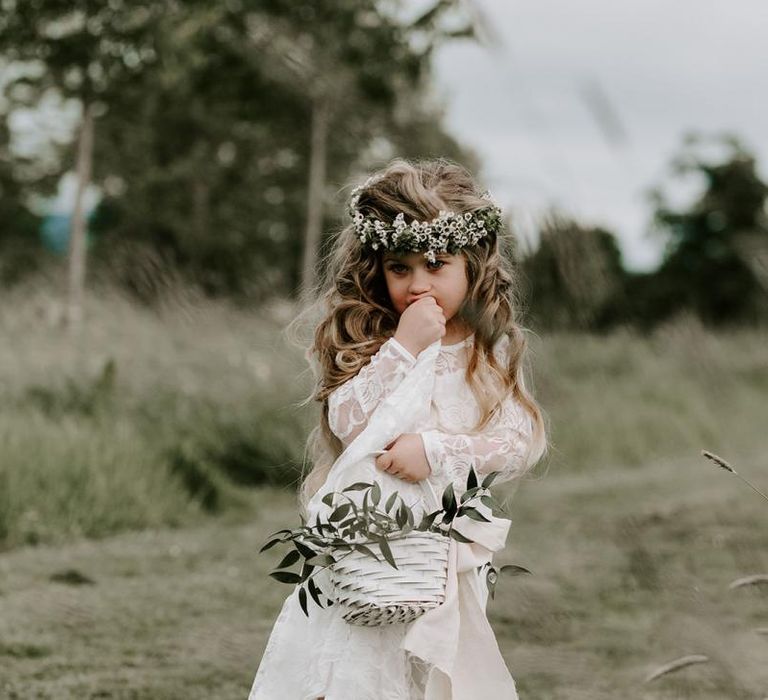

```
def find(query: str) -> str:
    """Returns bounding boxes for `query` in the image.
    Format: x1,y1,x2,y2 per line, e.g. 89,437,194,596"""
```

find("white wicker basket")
329,480,450,626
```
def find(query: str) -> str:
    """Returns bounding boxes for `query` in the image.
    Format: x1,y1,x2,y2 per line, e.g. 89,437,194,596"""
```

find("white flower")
351,201,498,256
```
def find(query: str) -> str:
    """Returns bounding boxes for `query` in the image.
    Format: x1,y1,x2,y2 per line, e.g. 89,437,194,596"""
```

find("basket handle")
419,477,441,512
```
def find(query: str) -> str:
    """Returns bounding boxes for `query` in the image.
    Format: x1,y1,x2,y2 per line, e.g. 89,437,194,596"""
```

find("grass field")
1,456,766,699
0,282,766,697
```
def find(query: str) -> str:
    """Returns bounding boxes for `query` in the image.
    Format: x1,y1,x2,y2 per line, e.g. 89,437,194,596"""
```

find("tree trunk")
300,93,329,304
192,141,210,242
66,101,95,328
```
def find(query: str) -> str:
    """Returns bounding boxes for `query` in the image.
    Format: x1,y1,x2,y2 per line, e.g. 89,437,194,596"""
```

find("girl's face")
381,251,469,321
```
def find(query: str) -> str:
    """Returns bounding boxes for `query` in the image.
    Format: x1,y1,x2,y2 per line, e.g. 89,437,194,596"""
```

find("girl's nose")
408,270,432,295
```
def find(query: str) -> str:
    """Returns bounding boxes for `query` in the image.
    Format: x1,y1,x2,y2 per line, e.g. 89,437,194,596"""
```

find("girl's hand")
393,297,446,357
374,434,432,483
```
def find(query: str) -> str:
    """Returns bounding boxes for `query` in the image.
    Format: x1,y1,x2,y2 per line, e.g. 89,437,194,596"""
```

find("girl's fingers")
375,451,412,480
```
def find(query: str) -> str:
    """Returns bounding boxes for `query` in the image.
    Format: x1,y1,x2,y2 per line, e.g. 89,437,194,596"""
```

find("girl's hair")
288,157,548,519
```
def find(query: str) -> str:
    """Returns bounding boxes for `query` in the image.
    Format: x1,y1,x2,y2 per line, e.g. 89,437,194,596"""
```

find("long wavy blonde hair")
288,157,548,519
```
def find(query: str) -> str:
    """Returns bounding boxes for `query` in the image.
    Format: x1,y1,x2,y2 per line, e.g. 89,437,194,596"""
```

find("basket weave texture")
329,530,450,626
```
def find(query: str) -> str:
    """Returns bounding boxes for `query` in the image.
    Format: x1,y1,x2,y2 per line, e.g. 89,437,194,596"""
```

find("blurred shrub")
520,210,627,331
0,282,312,549
644,132,768,326
21,358,116,417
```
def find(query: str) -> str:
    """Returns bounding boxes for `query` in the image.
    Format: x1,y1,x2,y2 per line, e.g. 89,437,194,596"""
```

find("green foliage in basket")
259,467,532,617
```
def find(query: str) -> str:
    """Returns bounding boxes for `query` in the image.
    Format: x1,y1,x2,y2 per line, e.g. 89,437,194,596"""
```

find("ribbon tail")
402,514,518,699
401,539,461,691
449,564,520,699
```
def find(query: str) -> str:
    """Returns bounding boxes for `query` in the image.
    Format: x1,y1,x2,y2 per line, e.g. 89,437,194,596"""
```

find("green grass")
532,318,768,474
0,281,313,549
1,283,765,550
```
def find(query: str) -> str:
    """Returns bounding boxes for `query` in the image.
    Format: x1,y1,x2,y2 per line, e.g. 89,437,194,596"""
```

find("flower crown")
348,176,504,263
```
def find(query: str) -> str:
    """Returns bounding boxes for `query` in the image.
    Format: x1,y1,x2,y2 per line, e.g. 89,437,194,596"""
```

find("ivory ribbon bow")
305,338,519,699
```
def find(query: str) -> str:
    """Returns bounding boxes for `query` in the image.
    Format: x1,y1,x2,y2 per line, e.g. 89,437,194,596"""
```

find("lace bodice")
327,333,535,496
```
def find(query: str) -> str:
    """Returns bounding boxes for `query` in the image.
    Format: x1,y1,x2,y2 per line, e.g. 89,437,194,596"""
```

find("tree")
648,133,768,325
88,1,481,302
2,1,483,304
243,0,486,301
86,5,314,301
521,209,627,331
0,1,169,324
0,118,47,285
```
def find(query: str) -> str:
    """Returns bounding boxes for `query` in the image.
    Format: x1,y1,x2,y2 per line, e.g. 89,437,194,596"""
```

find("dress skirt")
247,565,490,700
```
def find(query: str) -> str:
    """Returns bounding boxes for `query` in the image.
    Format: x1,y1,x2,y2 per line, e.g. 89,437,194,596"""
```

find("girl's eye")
386,261,445,273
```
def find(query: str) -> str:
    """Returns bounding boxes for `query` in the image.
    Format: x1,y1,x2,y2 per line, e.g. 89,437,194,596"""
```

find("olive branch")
259,467,532,617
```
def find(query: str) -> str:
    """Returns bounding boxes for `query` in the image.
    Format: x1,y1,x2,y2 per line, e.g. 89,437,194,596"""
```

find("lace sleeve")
327,337,417,446
422,333,535,493
420,395,534,494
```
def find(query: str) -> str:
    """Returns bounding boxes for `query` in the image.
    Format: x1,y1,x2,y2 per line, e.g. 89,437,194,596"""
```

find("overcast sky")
429,0,768,271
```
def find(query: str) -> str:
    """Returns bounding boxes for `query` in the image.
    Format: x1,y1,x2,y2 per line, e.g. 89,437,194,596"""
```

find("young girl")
248,158,548,700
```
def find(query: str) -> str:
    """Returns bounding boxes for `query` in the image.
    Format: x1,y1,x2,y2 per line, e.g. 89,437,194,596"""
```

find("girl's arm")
420,394,535,494
327,337,417,446
421,335,535,493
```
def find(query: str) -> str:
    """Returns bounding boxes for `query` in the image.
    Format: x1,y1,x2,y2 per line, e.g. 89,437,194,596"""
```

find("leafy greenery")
260,468,531,616
644,133,768,326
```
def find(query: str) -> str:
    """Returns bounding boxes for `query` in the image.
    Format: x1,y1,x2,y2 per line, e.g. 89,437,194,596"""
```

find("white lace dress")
248,333,534,700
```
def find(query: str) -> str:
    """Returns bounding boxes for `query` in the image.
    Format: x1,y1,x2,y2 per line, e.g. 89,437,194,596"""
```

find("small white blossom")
349,190,501,258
